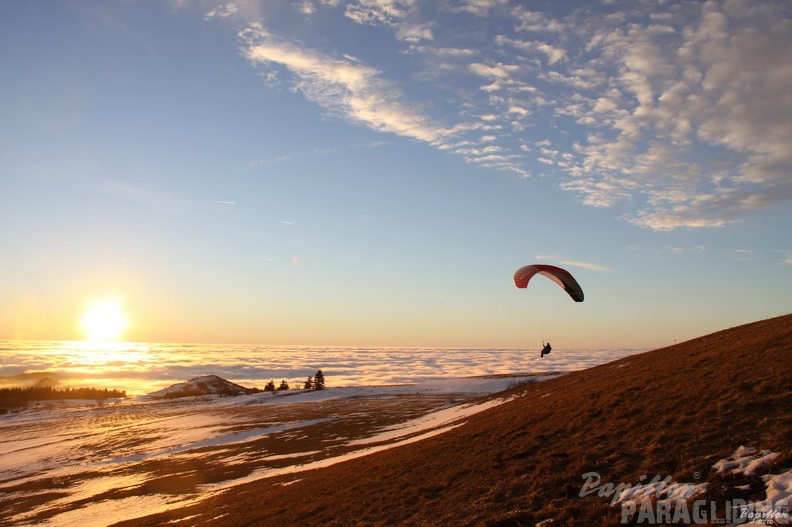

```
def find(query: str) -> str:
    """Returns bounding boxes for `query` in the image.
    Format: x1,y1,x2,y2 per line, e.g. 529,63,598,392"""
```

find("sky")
1,0,790,349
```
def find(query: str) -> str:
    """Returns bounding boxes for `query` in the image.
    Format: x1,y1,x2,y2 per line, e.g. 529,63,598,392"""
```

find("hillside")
147,375,256,399
118,314,792,526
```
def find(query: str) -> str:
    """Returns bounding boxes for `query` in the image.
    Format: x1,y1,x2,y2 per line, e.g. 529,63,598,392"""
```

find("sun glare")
81,298,129,342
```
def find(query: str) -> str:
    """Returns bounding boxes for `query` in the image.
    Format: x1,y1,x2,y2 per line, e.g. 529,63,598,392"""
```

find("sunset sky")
1,0,790,348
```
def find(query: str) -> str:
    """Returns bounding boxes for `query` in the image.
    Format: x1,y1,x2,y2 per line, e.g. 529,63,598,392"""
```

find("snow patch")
608,446,791,523
713,445,781,477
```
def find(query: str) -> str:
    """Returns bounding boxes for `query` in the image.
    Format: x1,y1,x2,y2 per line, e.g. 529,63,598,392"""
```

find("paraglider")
514,264,584,357
513,264,584,302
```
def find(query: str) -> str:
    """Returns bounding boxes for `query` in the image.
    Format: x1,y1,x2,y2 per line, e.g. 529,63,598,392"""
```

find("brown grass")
114,314,792,527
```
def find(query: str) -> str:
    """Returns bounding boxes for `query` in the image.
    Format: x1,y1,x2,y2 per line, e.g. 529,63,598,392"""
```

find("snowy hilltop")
147,375,257,399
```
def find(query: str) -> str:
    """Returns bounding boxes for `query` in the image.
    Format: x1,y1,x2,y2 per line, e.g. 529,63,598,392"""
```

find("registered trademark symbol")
693,472,701,480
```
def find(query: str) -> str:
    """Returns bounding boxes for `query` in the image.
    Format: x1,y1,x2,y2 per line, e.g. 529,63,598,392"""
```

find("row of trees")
0,386,127,408
263,370,326,392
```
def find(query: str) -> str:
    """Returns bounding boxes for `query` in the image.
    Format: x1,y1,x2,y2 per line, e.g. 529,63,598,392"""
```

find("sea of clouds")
0,341,645,396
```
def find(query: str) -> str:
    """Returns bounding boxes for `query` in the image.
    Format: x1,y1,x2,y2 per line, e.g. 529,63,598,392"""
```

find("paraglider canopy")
513,264,584,302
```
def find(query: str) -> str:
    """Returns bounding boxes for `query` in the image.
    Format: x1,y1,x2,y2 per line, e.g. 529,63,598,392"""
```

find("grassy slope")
120,314,792,526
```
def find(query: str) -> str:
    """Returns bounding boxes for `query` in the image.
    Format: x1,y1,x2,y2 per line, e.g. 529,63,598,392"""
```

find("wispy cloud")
533,256,610,272
731,249,757,262
239,24,451,144
102,181,190,208
310,140,389,156
343,0,434,43
215,0,792,231
204,2,237,20
248,141,388,169
247,155,292,168
558,260,612,272
627,244,706,256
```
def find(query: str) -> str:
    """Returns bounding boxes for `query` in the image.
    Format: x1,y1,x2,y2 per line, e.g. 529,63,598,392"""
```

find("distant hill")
147,375,257,399
0,371,59,388
119,314,792,526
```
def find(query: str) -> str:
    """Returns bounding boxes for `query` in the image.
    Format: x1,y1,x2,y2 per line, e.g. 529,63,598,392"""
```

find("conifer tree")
303,376,314,390
313,370,325,390
277,379,289,391
264,380,276,392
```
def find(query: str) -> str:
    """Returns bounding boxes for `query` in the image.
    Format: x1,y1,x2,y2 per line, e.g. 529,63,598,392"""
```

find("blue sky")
1,0,790,348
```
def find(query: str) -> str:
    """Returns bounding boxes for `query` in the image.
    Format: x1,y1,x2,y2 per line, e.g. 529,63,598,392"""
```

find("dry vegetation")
113,314,791,526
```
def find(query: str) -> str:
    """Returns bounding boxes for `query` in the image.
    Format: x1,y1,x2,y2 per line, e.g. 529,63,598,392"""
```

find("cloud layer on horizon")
202,0,792,231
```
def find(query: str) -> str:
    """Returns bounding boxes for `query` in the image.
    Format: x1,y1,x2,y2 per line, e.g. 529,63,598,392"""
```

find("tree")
277,379,289,391
313,370,325,390
303,376,314,390
264,380,276,392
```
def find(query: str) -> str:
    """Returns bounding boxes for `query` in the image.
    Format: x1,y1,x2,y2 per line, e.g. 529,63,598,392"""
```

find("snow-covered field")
0,375,547,527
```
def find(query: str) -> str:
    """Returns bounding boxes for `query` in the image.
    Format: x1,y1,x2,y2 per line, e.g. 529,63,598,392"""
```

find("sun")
81,298,129,342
